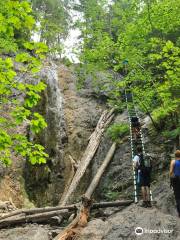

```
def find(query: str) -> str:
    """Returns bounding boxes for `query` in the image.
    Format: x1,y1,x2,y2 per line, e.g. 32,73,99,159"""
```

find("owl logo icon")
135,227,144,235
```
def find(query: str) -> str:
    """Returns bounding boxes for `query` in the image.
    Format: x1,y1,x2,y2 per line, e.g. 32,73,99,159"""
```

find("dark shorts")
132,122,140,128
172,177,180,198
140,168,151,187
172,177,180,216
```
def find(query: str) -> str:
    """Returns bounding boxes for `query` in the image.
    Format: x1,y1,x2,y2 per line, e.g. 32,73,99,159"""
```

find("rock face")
80,204,180,240
91,111,133,201
24,62,67,206
0,62,179,240
57,64,106,202
80,170,180,240
78,112,180,240
24,62,106,206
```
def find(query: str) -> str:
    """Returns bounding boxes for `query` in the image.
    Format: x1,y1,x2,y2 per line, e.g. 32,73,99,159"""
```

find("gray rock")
0,225,50,240
79,219,111,240
80,205,180,240
24,63,68,206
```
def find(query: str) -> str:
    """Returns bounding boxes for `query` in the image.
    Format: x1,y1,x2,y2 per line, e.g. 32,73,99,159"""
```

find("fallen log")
85,142,116,199
0,200,133,222
54,197,92,240
54,142,117,240
59,155,79,205
0,209,70,228
0,205,76,221
92,200,133,209
60,108,115,206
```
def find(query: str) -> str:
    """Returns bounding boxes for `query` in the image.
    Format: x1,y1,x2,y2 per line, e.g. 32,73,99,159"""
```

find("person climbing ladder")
131,116,141,140
170,150,180,218
133,147,152,207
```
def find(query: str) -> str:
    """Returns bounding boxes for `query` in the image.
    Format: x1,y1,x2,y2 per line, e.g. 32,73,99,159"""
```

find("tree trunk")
92,200,133,209
60,109,115,206
59,155,79,205
85,142,116,199
0,210,69,228
55,142,117,240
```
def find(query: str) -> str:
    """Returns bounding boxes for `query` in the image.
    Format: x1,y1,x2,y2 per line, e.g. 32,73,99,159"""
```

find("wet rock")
91,134,133,201
24,62,67,206
23,63,107,206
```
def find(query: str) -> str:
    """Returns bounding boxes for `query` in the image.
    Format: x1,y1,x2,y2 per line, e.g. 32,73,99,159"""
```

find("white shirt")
133,155,140,168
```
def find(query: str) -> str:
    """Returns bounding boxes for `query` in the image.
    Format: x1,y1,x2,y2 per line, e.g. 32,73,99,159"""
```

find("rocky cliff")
0,62,179,240
23,62,107,206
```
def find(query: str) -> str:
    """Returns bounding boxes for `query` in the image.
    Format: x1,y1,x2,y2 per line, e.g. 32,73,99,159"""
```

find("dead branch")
55,142,118,240
0,210,70,228
85,142,116,199
60,109,115,206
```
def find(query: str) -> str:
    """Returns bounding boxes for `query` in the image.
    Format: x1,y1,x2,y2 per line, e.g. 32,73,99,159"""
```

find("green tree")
31,0,70,55
76,0,180,144
0,0,48,165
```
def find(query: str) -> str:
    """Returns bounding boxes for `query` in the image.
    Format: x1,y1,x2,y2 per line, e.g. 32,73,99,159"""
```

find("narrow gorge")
0,1,179,239
0,61,179,240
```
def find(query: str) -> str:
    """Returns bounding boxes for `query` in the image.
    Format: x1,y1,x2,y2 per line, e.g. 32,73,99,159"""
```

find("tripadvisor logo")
135,227,173,235
135,227,144,235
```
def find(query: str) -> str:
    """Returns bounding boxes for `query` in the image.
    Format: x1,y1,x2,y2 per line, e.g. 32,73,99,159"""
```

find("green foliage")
13,135,48,164
77,0,180,135
0,0,48,165
31,0,70,54
163,127,180,140
0,0,35,53
104,190,119,201
107,123,129,141
30,113,47,133
62,57,72,67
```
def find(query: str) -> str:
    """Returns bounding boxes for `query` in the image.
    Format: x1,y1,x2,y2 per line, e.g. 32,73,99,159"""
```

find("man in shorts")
133,147,152,207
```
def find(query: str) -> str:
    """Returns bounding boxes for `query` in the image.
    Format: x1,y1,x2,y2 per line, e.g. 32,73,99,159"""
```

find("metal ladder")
125,89,153,203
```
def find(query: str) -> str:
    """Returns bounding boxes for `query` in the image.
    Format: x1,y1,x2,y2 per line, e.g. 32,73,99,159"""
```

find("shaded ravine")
24,62,68,206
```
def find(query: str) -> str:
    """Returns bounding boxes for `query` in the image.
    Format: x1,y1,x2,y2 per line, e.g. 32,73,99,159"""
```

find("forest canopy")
75,0,180,143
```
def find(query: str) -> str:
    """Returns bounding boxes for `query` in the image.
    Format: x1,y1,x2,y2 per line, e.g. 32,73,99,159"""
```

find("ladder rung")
125,89,153,202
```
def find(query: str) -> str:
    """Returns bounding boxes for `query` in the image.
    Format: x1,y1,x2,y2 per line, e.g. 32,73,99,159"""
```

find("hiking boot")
146,201,152,208
141,201,148,208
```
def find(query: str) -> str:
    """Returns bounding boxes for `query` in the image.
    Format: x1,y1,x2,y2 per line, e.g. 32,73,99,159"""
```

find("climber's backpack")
138,153,152,173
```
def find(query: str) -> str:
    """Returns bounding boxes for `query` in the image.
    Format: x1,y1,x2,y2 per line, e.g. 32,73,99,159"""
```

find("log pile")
0,200,133,229
0,209,69,228
54,142,119,240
